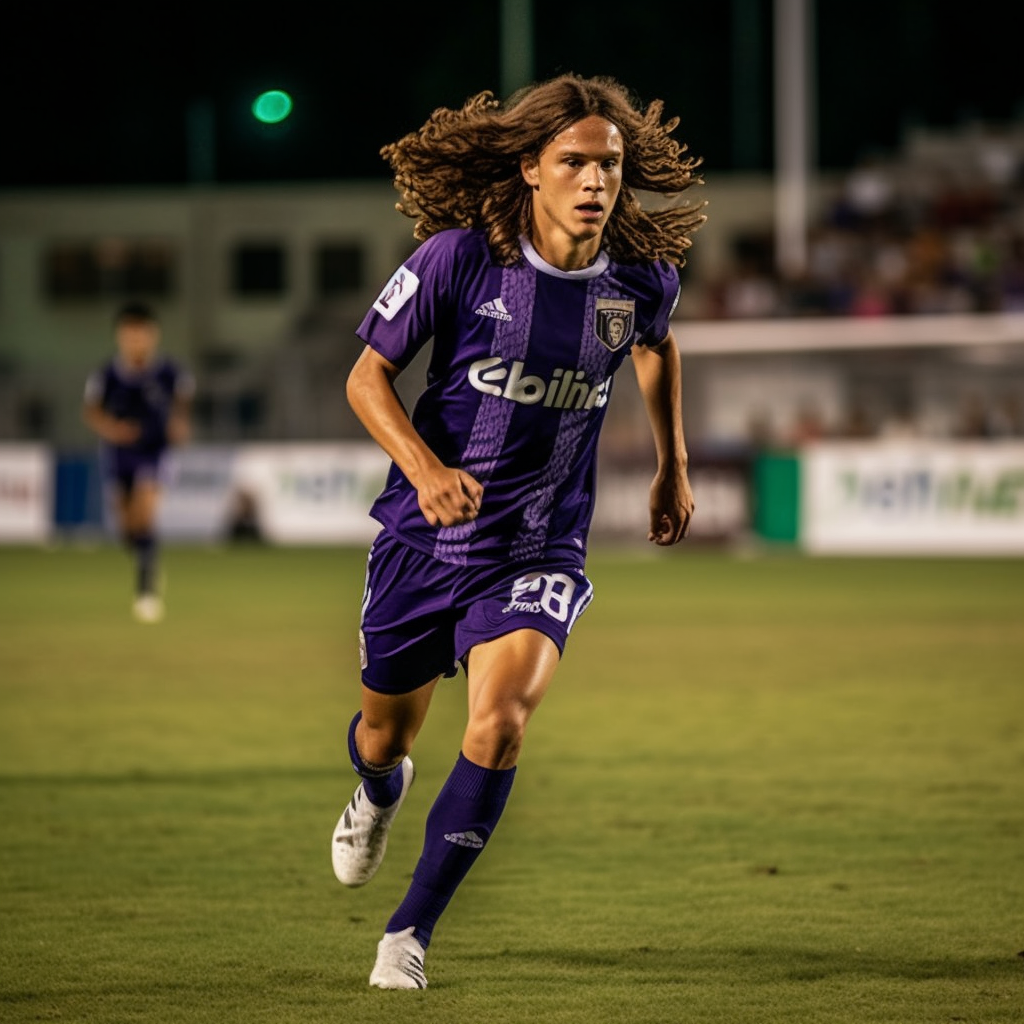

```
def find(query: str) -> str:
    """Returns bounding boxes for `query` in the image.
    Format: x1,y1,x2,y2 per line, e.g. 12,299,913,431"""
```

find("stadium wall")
3,441,1023,555
0,174,800,449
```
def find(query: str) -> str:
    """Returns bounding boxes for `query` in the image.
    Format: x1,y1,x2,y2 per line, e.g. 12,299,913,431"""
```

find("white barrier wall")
594,465,751,541
0,445,51,542
9,441,1023,554
802,441,1024,555
156,443,752,546
158,443,390,544
155,445,239,541
231,444,390,544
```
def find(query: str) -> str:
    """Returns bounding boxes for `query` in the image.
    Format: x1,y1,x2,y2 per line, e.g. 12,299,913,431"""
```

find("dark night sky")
4,1,1021,190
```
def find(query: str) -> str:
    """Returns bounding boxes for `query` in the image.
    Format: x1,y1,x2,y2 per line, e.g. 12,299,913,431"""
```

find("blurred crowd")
698,122,1024,320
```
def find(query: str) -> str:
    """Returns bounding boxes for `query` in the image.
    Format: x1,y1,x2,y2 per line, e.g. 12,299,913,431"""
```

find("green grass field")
1,542,1022,1023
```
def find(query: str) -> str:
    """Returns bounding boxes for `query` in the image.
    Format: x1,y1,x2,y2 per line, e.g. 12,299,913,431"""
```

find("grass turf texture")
1,543,1022,1023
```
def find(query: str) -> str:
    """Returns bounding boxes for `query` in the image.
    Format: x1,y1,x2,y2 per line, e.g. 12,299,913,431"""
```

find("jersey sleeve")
355,232,456,370
174,365,197,401
83,368,105,405
640,261,681,347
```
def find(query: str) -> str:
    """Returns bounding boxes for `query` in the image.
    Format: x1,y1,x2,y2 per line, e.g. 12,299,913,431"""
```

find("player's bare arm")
82,402,141,445
346,346,483,527
167,396,192,445
632,329,694,543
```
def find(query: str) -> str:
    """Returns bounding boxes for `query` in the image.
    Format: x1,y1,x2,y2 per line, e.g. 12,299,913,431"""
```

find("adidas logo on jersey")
444,830,485,849
474,297,513,322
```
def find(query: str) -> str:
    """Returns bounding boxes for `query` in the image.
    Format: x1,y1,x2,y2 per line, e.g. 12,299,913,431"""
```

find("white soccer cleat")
132,594,164,623
331,757,414,887
369,926,428,989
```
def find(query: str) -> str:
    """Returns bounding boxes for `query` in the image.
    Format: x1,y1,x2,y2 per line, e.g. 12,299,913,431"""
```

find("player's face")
521,115,623,260
115,320,159,369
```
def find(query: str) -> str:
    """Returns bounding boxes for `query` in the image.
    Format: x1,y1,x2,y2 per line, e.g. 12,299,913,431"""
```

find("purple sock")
347,712,405,807
132,532,157,595
385,752,516,948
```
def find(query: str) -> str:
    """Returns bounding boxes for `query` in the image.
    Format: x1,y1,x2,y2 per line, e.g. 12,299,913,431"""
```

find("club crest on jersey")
373,267,420,321
594,298,635,351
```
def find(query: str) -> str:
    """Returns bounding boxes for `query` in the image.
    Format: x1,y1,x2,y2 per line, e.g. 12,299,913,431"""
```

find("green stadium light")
252,90,293,125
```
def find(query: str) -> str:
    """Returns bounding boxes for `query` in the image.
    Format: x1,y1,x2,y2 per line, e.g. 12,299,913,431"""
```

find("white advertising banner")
802,441,1024,554
151,443,390,544
231,443,390,544
156,445,239,541
0,445,52,542
595,465,750,541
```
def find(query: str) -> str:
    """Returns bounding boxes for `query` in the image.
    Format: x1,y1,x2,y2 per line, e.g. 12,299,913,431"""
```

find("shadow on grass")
461,943,1023,984
0,765,340,787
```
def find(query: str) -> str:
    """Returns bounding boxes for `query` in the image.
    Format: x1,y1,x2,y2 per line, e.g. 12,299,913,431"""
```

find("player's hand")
417,468,484,527
167,414,191,445
108,419,142,444
648,468,695,545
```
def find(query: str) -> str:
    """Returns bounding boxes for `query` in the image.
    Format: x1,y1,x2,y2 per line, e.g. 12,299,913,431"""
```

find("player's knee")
465,705,528,763
358,719,413,766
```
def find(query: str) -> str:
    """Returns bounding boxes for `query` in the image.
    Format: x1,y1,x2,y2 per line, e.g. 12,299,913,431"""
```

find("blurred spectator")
702,119,1024,321
834,153,897,229
786,402,828,445
225,489,264,543
952,391,992,438
848,268,894,317
836,400,876,439
878,396,921,440
720,266,781,318
952,389,1024,439
990,392,1024,436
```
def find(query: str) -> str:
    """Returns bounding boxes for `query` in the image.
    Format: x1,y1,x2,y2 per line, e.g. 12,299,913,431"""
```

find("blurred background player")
331,73,705,988
83,302,194,622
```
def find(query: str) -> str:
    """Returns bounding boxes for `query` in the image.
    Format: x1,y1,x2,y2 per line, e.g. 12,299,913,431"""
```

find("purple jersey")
357,228,680,567
85,356,193,457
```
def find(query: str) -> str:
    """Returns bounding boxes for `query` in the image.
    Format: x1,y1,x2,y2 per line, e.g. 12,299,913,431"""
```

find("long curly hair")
381,73,706,267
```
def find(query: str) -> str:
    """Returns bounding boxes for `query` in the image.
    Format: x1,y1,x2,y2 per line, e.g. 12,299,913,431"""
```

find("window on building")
315,242,364,296
232,242,286,296
44,238,176,299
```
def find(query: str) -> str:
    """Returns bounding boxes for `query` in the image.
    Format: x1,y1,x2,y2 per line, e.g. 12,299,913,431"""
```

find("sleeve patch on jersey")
373,266,420,321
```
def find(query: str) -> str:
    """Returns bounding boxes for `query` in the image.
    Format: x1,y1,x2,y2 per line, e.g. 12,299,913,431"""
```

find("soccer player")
331,73,705,988
83,301,194,622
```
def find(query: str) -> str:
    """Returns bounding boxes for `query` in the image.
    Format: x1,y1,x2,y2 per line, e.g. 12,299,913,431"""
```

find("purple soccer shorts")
358,530,594,694
102,447,165,493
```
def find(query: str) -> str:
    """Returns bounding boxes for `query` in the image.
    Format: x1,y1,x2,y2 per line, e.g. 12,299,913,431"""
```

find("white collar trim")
520,235,609,279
